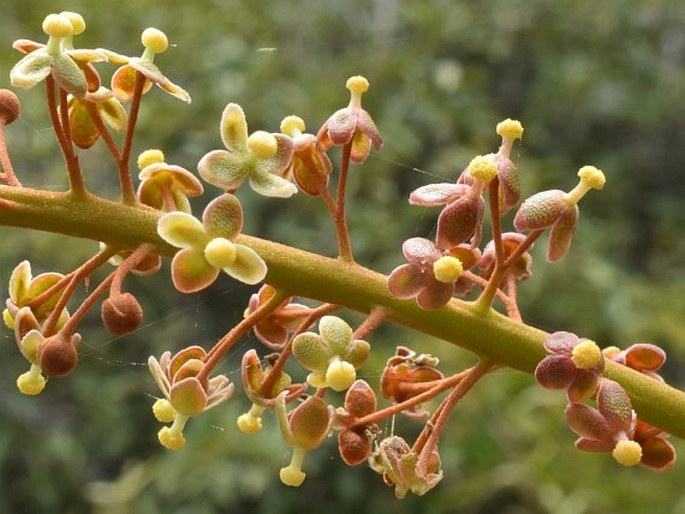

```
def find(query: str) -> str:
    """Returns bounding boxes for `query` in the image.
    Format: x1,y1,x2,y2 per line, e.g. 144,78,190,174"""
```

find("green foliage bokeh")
1,1,685,513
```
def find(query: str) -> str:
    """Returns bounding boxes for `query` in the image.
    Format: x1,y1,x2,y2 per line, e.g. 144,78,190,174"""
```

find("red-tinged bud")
0,89,21,125
338,429,372,466
37,333,80,377
101,292,143,335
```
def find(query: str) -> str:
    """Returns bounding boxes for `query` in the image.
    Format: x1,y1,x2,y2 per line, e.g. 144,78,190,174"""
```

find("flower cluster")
536,332,676,469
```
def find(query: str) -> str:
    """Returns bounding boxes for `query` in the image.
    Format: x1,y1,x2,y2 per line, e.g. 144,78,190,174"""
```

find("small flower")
280,115,333,195
388,238,478,310
237,349,306,434
157,193,267,293
67,88,126,149
369,436,442,499
136,149,204,212
478,232,533,281
275,392,334,487
409,180,484,249
564,379,641,467
10,13,106,99
148,346,234,450
535,331,604,403
3,260,68,332
514,166,606,261
316,75,383,163
111,27,190,103
291,316,370,392
335,379,379,466
608,343,667,381
245,285,312,350
197,103,296,197
380,346,444,420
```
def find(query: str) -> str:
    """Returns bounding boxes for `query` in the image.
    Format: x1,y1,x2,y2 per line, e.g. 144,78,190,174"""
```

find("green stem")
1,185,685,439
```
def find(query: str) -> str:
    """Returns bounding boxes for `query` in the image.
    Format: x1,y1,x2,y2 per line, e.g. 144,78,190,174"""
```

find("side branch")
1,185,684,438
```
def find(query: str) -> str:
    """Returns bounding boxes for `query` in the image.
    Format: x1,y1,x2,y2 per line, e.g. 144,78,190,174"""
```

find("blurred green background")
2,0,685,513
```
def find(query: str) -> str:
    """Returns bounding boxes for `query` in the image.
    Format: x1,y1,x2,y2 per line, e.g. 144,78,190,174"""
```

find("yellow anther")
158,426,186,450
496,118,524,141
612,440,642,467
571,339,603,369
137,149,165,170
346,75,370,95
325,357,356,391
204,238,237,269
578,165,606,190
60,11,86,35
247,131,278,159
237,404,265,434
16,365,46,396
152,398,176,423
433,256,464,283
141,27,169,54
468,155,499,183
280,115,306,138
42,14,74,38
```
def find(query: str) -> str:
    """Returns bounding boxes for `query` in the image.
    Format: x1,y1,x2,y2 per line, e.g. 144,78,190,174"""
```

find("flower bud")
37,333,80,377
0,89,21,125
338,429,372,466
101,292,144,336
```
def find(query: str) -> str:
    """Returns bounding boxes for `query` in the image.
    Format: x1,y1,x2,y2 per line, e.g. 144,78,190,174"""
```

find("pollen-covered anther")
16,365,46,396
204,237,237,269
137,149,165,170
496,118,524,140
237,404,265,434
468,155,498,183
612,439,642,467
152,398,176,423
280,115,306,138
578,165,606,190
433,256,463,284
158,426,186,450
571,339,603,369
326,357,357,392
42,13,74,38
247,131,278,159
346,75,370,95
60,11,86,35
141,27,169,54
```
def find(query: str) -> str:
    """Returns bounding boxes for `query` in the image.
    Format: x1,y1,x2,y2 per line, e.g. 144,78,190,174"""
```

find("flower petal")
640,437,676,470
388,264,430,299
220,103,248,151
52,53,88,99
416,282,454,310
69,100,99,149
324,109,356,146
111,65,152,101
543,331,579,354
170,377,207,416
436,196,483,249
350,131,371,164
621,344,666,373
197,149,249,190
534,354,575,390
202,193,243,240
565,403,612,440
158,212,207,248
596,380,634,434
249,169,298,198
409,183,471,206
292,332,330,371
9,50,52,89
547,206,578,262
319,316,353,355
222,244,267,285
171,247,219,293
9,260,32,305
